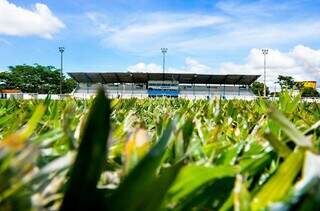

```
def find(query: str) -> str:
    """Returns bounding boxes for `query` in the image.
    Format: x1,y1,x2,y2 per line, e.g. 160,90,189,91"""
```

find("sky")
0,0,320,88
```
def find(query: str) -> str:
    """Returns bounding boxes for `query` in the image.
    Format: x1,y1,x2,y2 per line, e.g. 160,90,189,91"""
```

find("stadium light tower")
262,49,268,97
59,47,65,95
161,48,168,81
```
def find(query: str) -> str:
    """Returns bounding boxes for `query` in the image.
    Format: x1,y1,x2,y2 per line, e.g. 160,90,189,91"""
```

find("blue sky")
0,0,320,86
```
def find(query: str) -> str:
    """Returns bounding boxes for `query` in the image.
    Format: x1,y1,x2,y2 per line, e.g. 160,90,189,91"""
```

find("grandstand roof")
68,72,260,85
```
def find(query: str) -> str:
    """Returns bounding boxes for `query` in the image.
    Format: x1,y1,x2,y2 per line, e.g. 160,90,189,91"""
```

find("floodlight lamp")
161,48,168,54
262,49,268,55
59,47,65,53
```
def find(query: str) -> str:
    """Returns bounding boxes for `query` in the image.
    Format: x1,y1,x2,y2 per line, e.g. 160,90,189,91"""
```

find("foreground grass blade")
142,163,182,211
167,165,238,205
108,121,174,211
304,120,320,136
270,152,320,210
174,177,235,210
251,148,305,210
182,117,194,152
291,151,320,210
60,89,111,211
233,174,251,211
263,132,292,158
269,108,312,148
0,104,46,149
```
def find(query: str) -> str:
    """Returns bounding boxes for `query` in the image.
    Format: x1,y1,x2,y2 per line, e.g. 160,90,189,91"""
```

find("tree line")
250,75,319,97
0,64,76,94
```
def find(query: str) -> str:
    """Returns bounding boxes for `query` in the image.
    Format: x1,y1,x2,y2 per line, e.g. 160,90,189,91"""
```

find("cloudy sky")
0,0,320,88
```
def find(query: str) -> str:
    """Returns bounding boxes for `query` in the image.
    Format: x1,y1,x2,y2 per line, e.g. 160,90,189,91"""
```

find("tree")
301,87,319,98
0,64,77,94
250,81,270,96
275,75,319,97
293,81,304,90
277,75,295,90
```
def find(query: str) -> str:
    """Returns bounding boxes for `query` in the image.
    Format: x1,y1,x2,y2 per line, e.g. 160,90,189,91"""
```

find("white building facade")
69,72,260,100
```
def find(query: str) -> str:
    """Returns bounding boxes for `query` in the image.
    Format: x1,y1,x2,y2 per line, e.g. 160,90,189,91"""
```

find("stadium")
68,72,260,99
2,1,320,210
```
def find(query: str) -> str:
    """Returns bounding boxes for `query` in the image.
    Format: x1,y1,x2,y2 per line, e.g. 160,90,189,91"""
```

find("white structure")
69,72,260,100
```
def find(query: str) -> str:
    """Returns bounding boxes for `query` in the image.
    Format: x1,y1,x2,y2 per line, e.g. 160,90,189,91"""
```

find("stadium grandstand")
68,72,260,99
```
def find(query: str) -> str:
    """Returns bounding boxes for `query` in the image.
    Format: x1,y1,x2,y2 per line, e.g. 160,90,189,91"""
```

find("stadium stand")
68,72,260,99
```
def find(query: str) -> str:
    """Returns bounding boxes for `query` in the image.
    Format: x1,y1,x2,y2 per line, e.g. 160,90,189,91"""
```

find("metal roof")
68,72,260,85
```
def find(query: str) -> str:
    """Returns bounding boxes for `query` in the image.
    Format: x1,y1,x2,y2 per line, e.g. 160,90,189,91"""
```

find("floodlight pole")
161,48,168,82
262,49,268,97
59,47,65,95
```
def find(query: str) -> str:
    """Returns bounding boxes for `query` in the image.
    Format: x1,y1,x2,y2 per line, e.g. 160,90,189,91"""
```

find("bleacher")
69,72,260,99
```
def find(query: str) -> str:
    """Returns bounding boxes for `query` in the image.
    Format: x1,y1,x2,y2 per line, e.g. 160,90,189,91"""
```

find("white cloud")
118,14,223,37
292,45,320,74
216,0,301,17
173,20,320,52
0,38,10,45
0,0,65,38
218,45,320,89
86,12,227,52
247,48,297,69
128,45,320,89
127,57,213,74
184,58,212,73
127,63,162,73
86,1,320,54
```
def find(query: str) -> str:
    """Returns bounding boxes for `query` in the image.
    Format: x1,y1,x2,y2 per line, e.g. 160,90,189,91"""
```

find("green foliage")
301,87,320,98
277,75,295,90
276,75,319,98
0,90,319,210
251,148,305,210
108,121,177,211
60,89,111,210
250,81,269,96
0,64,76,94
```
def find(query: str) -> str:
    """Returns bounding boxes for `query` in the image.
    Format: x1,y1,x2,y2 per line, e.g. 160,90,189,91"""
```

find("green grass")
0,90,320,210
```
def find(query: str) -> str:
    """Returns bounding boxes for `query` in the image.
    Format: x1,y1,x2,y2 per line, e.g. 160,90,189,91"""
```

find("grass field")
0,89,320,210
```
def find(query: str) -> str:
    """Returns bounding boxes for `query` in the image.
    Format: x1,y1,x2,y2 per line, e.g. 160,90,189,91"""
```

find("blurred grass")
0,91,319,210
